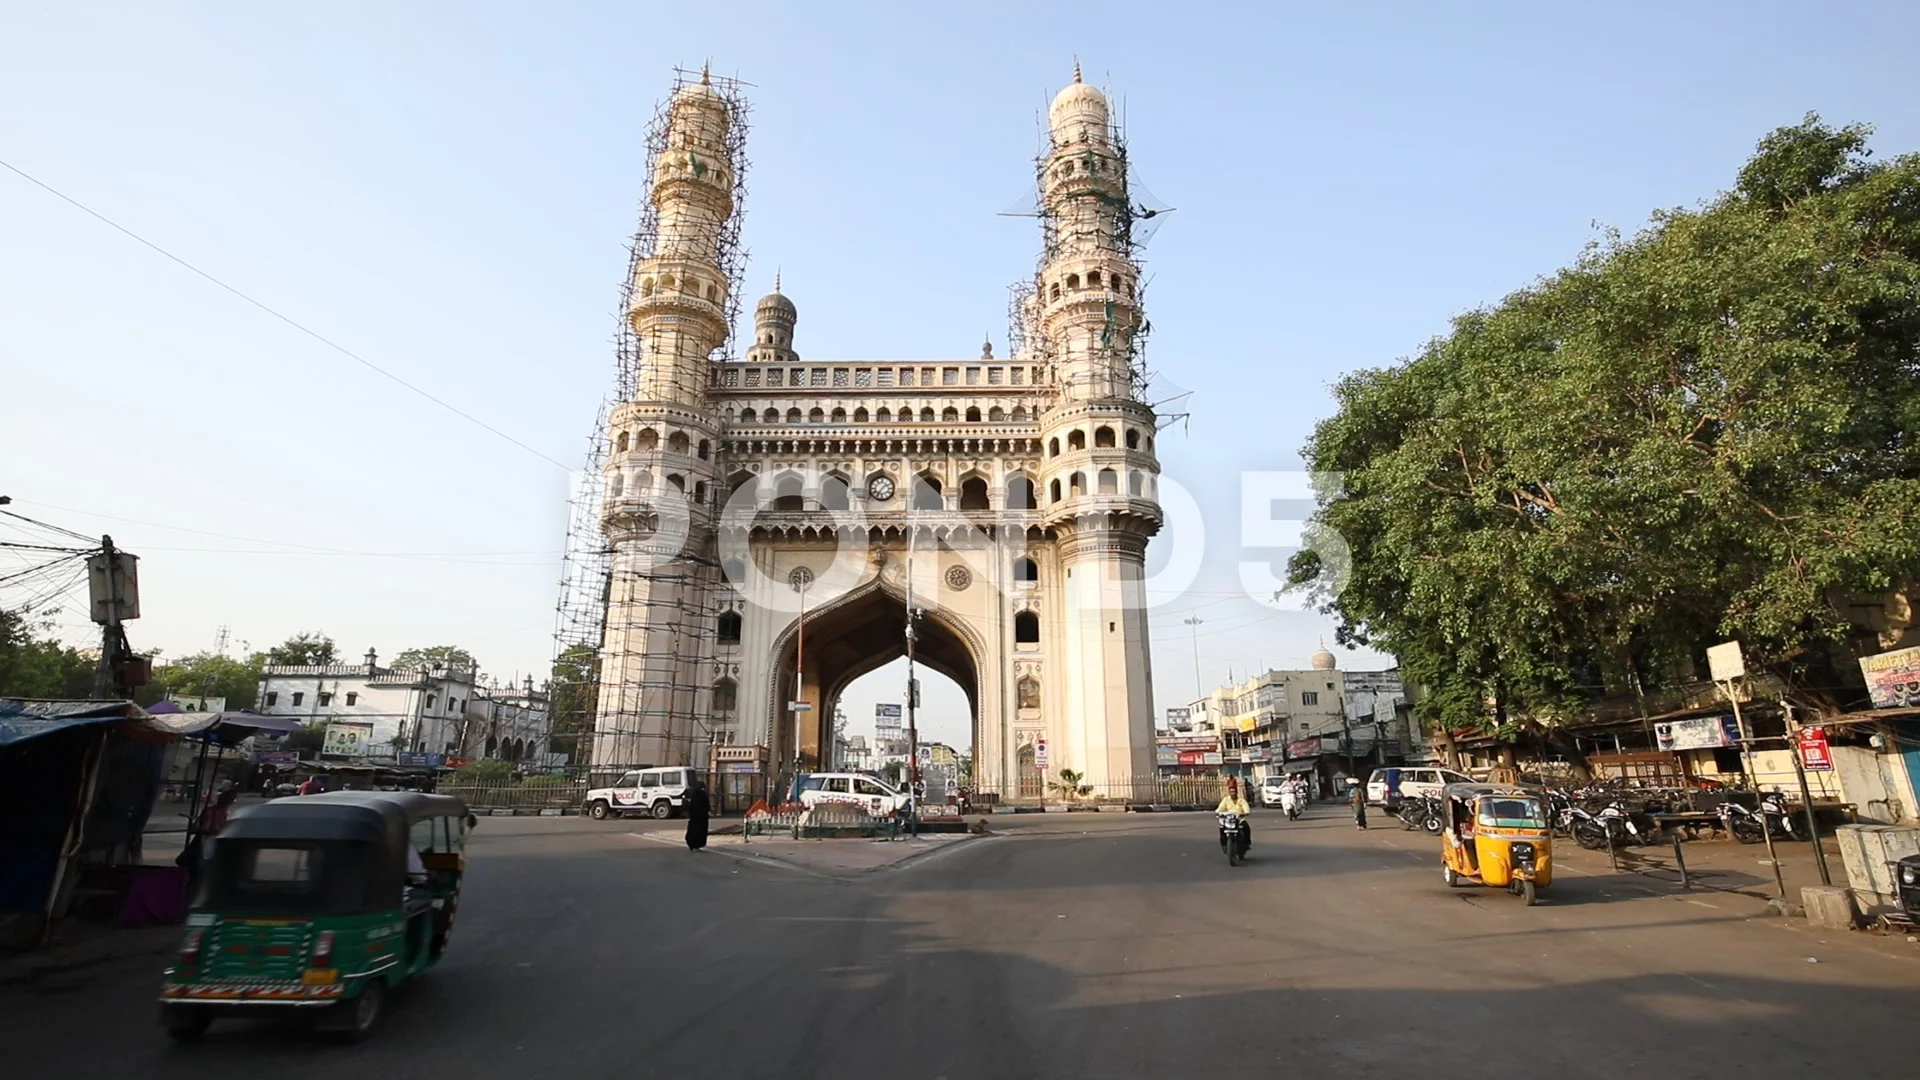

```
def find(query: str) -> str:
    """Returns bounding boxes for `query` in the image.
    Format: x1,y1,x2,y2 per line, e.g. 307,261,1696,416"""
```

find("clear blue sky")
5,2,1917,749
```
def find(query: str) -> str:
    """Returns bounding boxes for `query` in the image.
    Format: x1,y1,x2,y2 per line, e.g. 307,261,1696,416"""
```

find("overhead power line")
0,157,574,472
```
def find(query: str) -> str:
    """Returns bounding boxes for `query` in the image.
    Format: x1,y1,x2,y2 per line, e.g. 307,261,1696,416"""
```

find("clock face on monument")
867,475,895,501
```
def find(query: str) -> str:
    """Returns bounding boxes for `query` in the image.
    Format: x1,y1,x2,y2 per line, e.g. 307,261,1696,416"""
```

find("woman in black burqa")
684,777,711,851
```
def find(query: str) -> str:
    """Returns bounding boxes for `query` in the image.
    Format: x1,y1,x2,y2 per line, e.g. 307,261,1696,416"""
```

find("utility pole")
1184,616,1205,704
88,535,138,699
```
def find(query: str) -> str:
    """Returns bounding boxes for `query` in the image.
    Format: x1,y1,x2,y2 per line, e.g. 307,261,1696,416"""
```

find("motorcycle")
1219,812,1250,866
1397,794,1443,834
1721,793,1798,844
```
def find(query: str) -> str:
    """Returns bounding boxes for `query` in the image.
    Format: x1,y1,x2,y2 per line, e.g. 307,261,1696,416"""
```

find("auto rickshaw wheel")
163,1005,212,1042
327,979,385,1044
1520,879,1538,906
1443,864,1461,888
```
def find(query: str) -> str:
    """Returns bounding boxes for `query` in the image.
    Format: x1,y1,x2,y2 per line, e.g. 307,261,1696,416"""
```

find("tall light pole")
791,568,811,777
1184,616,1205,703
904,505,922,837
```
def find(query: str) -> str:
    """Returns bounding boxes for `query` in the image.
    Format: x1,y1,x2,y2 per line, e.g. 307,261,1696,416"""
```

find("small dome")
1310,647,1337,671
1048,61,1110,142
756,290,795,316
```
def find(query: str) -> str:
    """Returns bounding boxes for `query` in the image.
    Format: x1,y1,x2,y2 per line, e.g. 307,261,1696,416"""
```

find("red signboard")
1796,727,1833,772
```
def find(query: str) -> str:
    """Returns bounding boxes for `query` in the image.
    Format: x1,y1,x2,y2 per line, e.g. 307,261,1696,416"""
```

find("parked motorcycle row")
1542,784,1802,850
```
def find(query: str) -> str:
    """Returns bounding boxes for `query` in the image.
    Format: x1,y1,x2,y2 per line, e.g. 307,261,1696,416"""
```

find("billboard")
1860,646,1920,709
1165,707,1191,729
321,721,376,758
1654,715,1740,752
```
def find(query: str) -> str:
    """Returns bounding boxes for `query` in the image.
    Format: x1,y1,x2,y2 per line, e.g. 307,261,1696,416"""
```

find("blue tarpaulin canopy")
0,699,148,748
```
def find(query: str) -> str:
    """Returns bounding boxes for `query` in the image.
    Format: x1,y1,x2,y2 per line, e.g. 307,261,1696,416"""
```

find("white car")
586,766,697,820
797,773,912,816
1260,777,1294,807
1366,766,1475,807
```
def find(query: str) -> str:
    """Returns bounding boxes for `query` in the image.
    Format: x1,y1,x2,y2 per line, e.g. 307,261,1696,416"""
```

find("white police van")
585,766,696,820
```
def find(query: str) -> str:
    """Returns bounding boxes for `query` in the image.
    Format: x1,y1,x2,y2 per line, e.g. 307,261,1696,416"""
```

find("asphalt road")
8,807,1919,1079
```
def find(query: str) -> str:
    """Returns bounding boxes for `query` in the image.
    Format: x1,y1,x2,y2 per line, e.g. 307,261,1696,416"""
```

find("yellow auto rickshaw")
1439,782,1552,905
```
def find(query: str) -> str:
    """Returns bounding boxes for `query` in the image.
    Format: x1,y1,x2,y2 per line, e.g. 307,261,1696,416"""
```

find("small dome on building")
1048,60,1110,143
1310,646,1337,671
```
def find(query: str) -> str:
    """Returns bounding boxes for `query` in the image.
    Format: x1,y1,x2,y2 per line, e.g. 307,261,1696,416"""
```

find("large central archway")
767,579,981,774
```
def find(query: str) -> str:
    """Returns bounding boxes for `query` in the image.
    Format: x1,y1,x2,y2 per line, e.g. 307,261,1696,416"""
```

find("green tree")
1050,767,1085,802
1291,115,1920,740
390,645,477,672
546,643,598,762
153,651,263,710
0,607,94,698
267,632,337,666
283,722,327,757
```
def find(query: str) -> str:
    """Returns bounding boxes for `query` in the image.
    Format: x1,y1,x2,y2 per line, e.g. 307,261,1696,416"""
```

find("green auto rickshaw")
159,791,475,1042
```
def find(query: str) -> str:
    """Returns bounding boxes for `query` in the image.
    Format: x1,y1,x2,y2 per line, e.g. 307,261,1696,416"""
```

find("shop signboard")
1860,646,1920,709
1654,715,1740,753
1285,739,1320,760
1159,736,1217,751
1165,707,1191,729
321,721,376,758
1242,746,1272,764
1155,746,1180,766
255,750,298,766
1797,726,1834,772
723,762,760,774
1177,750,1209,766
396,752,442,768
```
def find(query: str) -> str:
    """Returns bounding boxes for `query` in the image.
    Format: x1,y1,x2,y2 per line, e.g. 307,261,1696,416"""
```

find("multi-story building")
257,650,549,765
588,65,1167,803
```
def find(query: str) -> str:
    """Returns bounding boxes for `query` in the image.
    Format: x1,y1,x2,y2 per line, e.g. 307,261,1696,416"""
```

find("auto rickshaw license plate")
302,969,338,986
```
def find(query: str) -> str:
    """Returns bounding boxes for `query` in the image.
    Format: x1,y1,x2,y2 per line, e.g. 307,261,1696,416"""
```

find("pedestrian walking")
1349,780,1368,830
684,777,711,852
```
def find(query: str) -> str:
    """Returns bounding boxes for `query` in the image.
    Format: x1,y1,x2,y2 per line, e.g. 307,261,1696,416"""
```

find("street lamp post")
1184,616,1204,703
791,569,810,781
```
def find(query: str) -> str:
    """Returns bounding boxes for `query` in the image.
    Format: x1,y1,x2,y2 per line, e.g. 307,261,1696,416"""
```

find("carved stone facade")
591,68,1164,799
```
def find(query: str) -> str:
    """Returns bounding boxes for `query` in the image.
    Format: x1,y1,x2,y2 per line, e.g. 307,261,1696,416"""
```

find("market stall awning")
148,711,304,741
0,698,148,747
1282,758,1319,773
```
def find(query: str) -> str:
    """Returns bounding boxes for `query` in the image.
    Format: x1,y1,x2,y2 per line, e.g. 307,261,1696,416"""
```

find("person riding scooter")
1216,778,1252,853
1279,777,1303,820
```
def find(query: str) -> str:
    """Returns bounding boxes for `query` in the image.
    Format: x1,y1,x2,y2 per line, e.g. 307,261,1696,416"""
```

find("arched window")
614,431,629,453
694,480,708,503
1126,428,1140,450
1146,434,1154,453
1006,474,1037,510
966,406,981,422
712,677,737,712
1068,430,1086,451
773,473,805,512
809,407,825,424
641,278,655,298
667,474,686,492
706,283,718,301
1049,478,1062,503
1048,437,1060,457
876,407,892,422
636,428,659,451
1050,282,1061,300
1070,472,1086,496
668,431,690,454
1014,611,1040,644
1066,273,1080,290
1088,270,1102,287
1012,406,1029,421
1095,426,1115,448
989,406,1005,422
1017,675,1040,709
831,408,847,423
920,407,935,423
960,476,990,511
1128,471,1143,496
609,472,625,497
717,610,742,644
787,408,803,423
740,408,757,423
912,474,944,511
942,407,959,422
1098,469,1118,495
820,474,852,511
698,439,711,460
854,407,869,422
1013,556,1039,582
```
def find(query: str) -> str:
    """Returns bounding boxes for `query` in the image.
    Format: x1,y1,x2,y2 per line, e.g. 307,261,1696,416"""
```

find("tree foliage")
0,608,95,698
267,632,337,666
546,643,598,761
153,651,262,710
1292,115,1920,737
390,645,477,672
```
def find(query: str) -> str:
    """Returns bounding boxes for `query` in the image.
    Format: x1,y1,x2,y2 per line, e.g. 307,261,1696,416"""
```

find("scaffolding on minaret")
549,67,754,778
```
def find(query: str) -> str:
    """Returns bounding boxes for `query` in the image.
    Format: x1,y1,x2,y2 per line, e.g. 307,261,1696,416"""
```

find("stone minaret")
593,71,738,769
1033,64,1162,790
